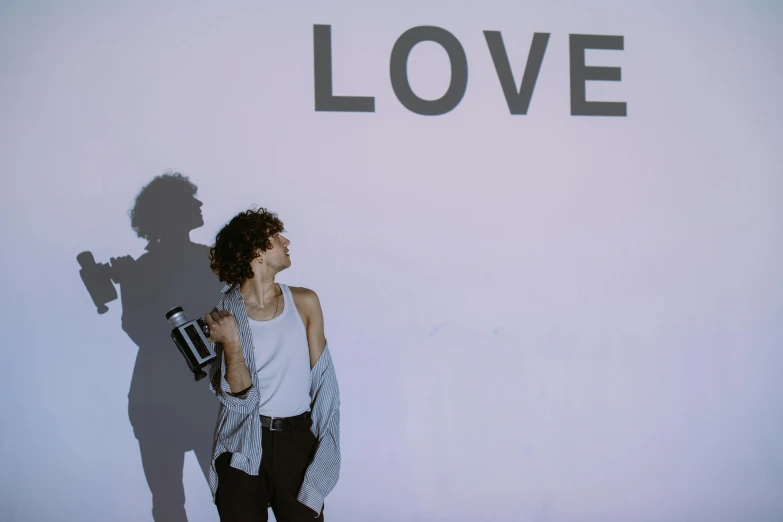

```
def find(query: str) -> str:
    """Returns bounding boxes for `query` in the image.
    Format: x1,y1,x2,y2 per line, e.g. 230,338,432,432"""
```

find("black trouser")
215,414,323,522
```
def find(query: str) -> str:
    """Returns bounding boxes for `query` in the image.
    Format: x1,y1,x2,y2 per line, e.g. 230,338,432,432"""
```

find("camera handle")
197,318,211,339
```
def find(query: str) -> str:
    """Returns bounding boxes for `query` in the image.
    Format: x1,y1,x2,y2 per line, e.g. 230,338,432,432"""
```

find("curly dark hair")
209,207,285,286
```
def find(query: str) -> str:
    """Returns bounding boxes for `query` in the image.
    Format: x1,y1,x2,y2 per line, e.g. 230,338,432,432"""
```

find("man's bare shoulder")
289,286,321,307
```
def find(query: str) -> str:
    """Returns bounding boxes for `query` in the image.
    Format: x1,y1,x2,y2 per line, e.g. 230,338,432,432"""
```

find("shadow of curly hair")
129,171,198,242
209,207,285,286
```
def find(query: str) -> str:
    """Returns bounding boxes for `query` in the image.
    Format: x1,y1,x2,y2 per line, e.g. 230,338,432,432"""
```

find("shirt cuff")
297,481,324,517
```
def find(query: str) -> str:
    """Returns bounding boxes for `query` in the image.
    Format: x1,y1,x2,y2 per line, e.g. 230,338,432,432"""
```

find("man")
203,207,340,521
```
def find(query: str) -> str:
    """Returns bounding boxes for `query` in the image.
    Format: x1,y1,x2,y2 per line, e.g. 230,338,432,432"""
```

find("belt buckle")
267,416,281,431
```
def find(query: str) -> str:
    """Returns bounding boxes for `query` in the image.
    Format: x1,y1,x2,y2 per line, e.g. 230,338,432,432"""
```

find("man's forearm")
224,341,253,393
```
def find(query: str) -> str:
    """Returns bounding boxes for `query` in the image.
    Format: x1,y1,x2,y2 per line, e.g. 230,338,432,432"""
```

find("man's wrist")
229,383,253,397
224,338,242,353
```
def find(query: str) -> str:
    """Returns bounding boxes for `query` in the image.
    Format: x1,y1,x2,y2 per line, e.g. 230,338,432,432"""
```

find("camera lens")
165,306,188,327
165,306,184,319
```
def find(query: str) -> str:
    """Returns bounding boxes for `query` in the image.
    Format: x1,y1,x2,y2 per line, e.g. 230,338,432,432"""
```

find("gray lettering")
569,34,626,116
484,31,550,115
390,26,468,116
314,24,375,112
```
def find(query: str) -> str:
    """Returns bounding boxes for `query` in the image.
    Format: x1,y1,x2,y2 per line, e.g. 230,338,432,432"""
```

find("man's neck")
240,276,279,308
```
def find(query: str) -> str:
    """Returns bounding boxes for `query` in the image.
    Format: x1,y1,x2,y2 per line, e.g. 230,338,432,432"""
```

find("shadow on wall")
77,171,225,522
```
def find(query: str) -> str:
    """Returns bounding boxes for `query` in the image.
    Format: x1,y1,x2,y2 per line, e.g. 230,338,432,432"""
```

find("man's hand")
204,310,241,348
205,310,252,394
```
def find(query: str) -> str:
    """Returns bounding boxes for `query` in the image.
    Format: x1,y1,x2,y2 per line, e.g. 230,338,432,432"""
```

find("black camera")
165,306,216,381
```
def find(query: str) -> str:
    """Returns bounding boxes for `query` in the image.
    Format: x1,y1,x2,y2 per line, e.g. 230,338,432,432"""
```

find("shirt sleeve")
297,408,340,516
208,341,260,414
297,344,341,516
206,301,260,414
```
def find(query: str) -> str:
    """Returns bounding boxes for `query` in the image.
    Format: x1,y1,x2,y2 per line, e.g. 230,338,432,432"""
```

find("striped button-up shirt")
206,284,341,516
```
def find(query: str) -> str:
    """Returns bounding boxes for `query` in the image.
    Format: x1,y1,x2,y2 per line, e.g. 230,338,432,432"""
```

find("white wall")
1,1,782,521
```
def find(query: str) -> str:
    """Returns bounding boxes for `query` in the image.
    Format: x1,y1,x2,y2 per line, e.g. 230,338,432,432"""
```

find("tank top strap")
279,283,293,304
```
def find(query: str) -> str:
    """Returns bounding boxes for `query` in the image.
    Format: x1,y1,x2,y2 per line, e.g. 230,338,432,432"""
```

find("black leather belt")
260,411,311,431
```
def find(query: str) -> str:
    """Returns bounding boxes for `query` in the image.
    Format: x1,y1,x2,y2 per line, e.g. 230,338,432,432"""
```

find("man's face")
262,232,291,271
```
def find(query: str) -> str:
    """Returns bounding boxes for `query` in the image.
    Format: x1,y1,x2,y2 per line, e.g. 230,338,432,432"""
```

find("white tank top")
248,284,312,417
